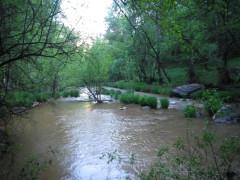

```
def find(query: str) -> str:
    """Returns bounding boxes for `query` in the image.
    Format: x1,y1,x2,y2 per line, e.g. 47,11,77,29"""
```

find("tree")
79,39,112,103
0,0,77,68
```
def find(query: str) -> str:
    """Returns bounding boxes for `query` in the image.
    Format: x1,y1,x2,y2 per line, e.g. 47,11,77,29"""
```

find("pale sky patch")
61,0,112,43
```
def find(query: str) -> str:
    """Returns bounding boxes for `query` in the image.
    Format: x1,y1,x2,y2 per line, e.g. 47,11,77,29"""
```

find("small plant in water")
160,98,169,109
183,105,197,118
201,90,223,116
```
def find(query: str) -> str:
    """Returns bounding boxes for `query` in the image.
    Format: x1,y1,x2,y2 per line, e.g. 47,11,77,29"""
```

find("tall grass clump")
119,93,157,109
160,98,169,109
201,90,223,116
183,105,196,118
119,93,140,104
145,96,157,109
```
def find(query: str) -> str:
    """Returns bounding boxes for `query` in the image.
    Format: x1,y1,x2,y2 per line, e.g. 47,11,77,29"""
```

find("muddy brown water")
5,99,240,180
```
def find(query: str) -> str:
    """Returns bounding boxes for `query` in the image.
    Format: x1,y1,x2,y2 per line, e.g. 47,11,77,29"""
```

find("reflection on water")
8,100,240,179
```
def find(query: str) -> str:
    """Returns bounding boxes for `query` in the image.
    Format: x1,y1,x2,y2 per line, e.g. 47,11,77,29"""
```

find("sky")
61,0,113,42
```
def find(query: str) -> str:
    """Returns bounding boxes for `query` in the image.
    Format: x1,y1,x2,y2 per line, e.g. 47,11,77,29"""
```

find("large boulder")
170,83,204,98
213,104,240,124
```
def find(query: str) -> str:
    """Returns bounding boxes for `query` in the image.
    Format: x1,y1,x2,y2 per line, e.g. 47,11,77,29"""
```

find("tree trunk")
218,52,232,85
187,58,198,83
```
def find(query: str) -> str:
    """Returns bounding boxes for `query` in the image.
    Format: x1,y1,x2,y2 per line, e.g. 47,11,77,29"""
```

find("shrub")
201,90,223,116
160,98,169,109
109,90,122,100
119,93,157,108
184,105,196,118
69,90,79,97
151,86,160,94
138,96,148,106
61,90,79,97
145,96,157,109
6,91,35,107
62,91,69,97
190,90,204,99
35,93,49,102
141,130,240,180
119,93,131,104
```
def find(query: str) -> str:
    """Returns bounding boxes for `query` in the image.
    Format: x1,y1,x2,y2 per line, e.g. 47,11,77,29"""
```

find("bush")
119,93,138,104
61,90,79,97
184,105,196,118
69,90,79,97
141,130,240,180
119,93,132,104
151,86,160,94
62,91,69,97
119,93,157,108
35,93,49,102
138,96,148,106
160,98,169,109
190,90,204,99
145,96,157,109
6,91,35,107
201,90,223,116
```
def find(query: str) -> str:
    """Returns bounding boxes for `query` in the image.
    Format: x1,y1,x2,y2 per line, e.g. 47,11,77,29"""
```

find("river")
3,96,240,179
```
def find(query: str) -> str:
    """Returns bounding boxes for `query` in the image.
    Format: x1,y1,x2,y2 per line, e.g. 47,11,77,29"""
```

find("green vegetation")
0,0,240,178
5,92,50,108
184,105,197,118
106,90,158,109
61,90,79,98
160,98,169,109
141,129,240,180
201,90,224,116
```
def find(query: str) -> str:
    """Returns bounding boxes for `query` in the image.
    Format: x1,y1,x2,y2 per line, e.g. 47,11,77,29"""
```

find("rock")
142,106,150,110
120,106,127,110
32,101,40,108
170,83,204,98
12,107,27,114
213,105,240,123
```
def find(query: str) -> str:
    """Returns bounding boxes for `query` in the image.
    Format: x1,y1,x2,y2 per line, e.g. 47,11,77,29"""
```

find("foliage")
119,93,157,108
141,129,240,180
35,93,49,103
201,90,224,116
160,98,169,109
184,105,197,118
119,93,139,104
6,91,35,107
61,90,79,97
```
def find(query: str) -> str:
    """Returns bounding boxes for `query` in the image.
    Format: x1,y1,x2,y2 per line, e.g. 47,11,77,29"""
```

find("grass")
183,105,197,118
6,91,35,107
160,98,169,109
120,93,157,109
5,91,50,107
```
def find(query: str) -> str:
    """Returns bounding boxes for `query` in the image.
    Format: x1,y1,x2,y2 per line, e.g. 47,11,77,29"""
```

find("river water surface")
8,98,240,180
